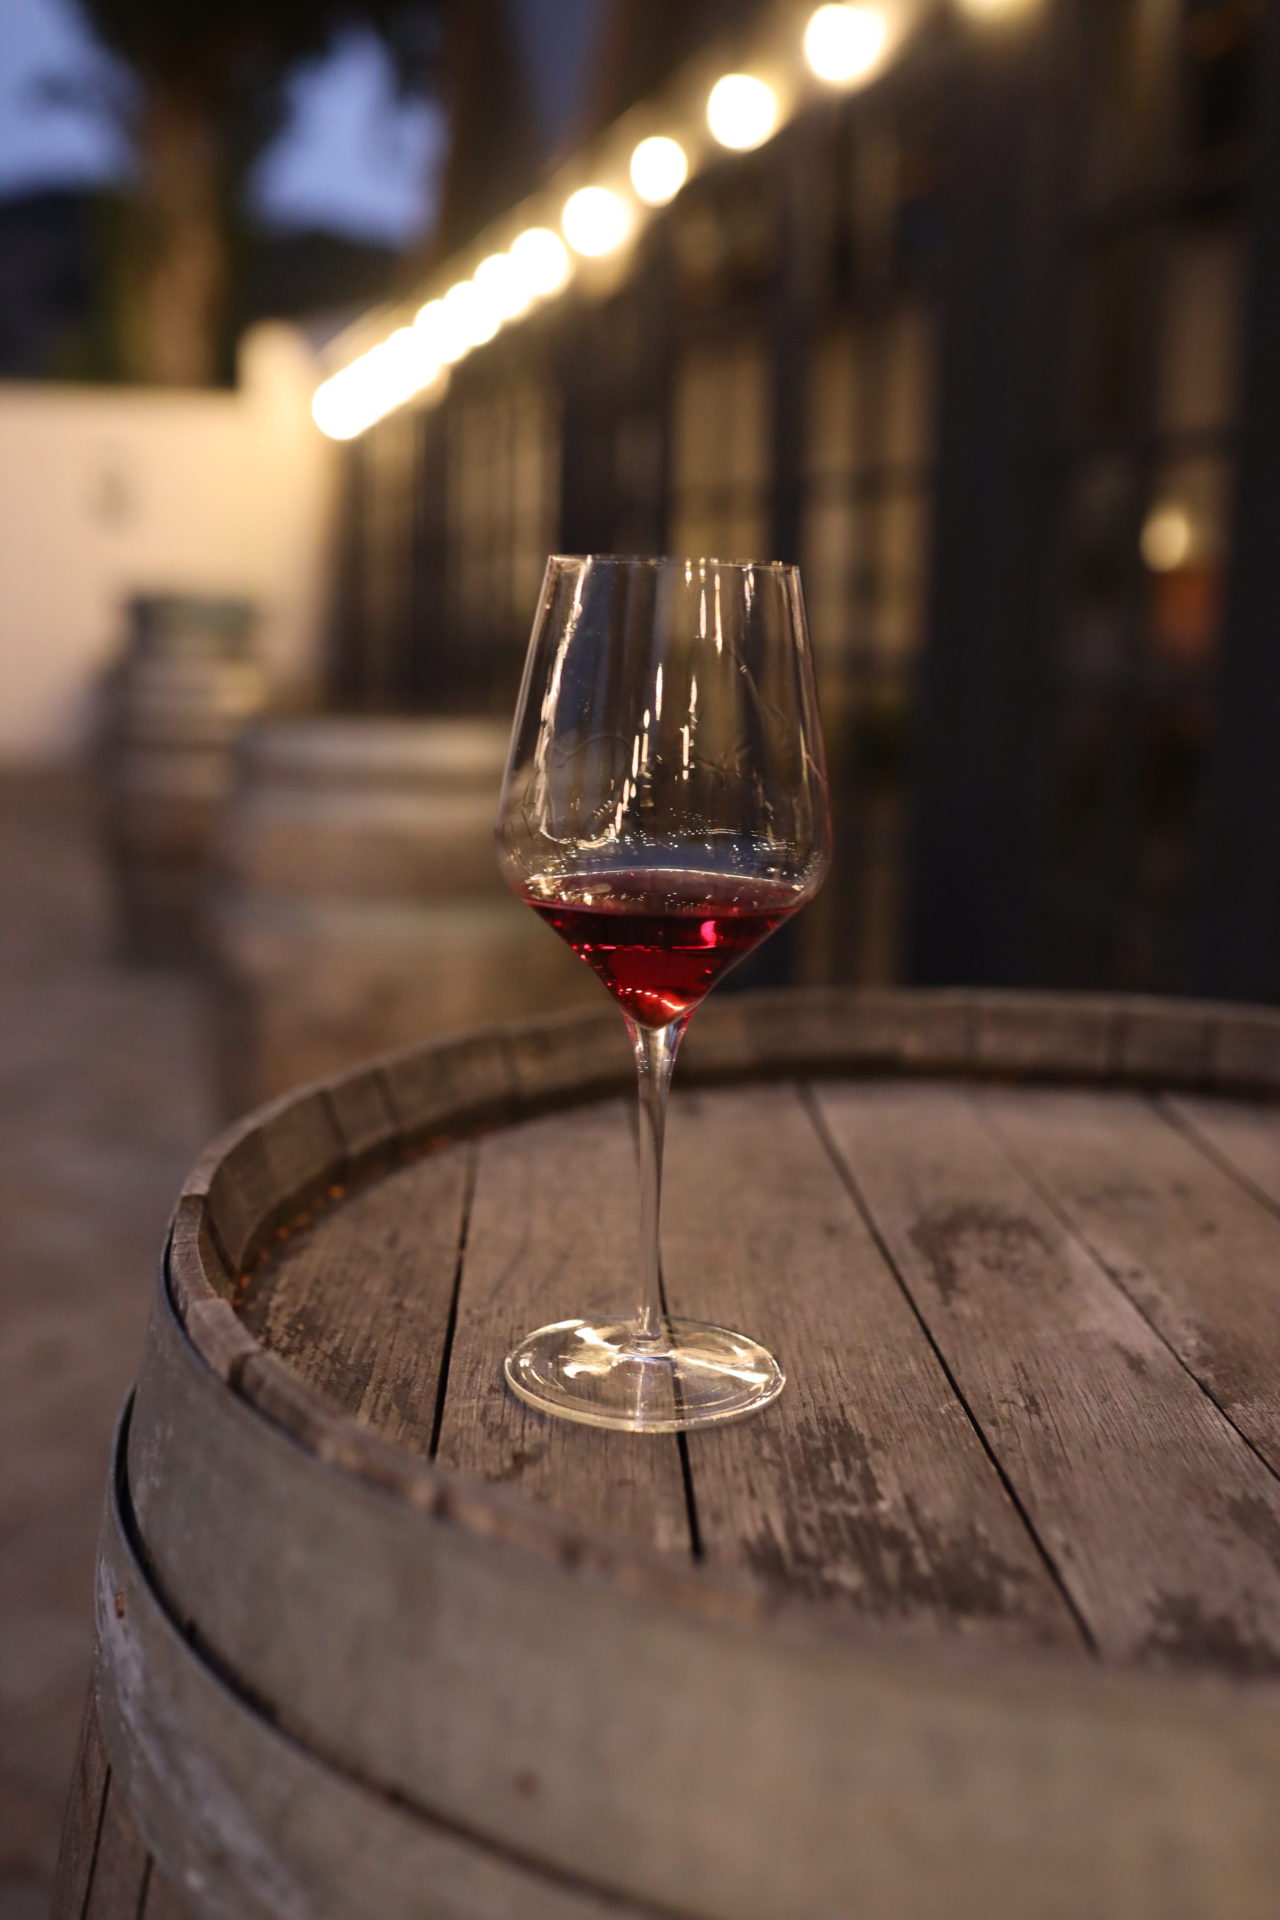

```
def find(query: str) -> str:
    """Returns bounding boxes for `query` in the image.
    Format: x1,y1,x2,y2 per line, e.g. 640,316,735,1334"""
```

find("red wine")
522,870,803,1028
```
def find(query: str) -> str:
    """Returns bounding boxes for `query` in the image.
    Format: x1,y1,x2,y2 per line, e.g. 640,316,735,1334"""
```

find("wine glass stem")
626,1015,687,1349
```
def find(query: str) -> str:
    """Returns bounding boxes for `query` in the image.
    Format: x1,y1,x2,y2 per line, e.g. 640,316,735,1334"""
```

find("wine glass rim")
548,553,799,575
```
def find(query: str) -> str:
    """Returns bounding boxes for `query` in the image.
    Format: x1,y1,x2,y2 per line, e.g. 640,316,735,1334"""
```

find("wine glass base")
503,1317,785,1432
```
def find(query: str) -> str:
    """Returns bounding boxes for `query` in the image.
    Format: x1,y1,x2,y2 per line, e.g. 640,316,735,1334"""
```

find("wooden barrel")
100,595,266,963
56,989,1280,1920
209,715,596,1115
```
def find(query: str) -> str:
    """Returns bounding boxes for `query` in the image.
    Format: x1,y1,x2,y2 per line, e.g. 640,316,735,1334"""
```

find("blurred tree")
75,0,442,384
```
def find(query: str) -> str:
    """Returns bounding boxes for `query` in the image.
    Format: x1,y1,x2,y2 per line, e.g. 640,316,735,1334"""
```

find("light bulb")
630,135,689,206
804,5,889,85
510,226,572,296
313,317,444,438
707,74,779,151
439,280,499,360
562,185,633,257
312,371,367,439
414,296,444,336
474,251,532,321
1141,505,1193,573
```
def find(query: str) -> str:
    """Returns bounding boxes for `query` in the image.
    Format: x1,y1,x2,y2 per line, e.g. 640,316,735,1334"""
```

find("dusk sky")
0,0,609,247
0,0,447,245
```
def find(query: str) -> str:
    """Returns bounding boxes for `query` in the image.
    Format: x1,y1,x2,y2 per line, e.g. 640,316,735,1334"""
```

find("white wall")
0,323,338,765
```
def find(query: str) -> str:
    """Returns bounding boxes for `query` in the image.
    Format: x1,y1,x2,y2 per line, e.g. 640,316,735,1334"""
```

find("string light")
413,298,446,364
562,185,633,257
804,5,889,85
315,0,933,437
707,74,779,151
510,226,573,296
439,280,499,359
1141,505,1193,573
312,372,368,440
312,323,443,438
474,251,533,321
630,136,689,206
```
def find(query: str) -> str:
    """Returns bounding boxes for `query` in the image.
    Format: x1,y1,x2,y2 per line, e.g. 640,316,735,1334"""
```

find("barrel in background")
209,714,598,1115
98,595,267,964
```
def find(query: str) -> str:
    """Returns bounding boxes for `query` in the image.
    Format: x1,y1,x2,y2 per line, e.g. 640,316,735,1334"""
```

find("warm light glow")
312,322,444,439
707,74,779,151
510,226,572,296
312,373,367,440
412,297,447,366
803,5,889,85
439,279,500,360
1141,505,1194,573
474,251,533,321
630,135,689,206
562,185,633,257
957,0,1038,15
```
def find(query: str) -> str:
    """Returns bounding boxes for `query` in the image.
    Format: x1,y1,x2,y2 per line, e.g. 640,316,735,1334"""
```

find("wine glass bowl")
496,555,830,1431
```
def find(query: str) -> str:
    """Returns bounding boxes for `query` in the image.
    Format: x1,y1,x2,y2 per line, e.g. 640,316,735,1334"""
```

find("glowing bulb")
630,135,688,206
510,226,572,296
804,5,889,84
707,74,778,151
438,279,499,361
1141,505,1194,573
414,296,444,337
562,185,632,257
413,299,454,372
312,372,367,439
312,318,444,439
474,251,532,321
373,329,426,406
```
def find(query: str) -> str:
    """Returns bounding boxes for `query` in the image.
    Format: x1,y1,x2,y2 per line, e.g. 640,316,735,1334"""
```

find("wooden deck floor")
0,777,214,1920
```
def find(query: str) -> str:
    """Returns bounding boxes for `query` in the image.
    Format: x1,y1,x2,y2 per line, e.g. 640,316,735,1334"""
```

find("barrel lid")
236,715,512,786
128,593,257,658
160,988,1280,1657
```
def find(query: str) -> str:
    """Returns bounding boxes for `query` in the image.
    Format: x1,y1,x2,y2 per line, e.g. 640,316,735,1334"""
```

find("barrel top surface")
169,987,1280,1688
239,714,511,783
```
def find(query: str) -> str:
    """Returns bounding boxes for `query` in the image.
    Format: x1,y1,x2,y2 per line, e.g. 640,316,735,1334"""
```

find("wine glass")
495,555,831,1431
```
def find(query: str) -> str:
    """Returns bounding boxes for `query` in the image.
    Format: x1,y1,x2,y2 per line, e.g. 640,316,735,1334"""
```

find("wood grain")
662,1082,1078,1644
237,1140,473,1455
1165,1092,1280,1212
971,992,1115,1076
104,1343,1280,1920
436,1098,691,1554
81,1770,150,1920
378,1029,512,1139
143,1864,197,1920
1117,1000,1215,1084
1208,1010,1280,1092
322,1064,401,1163
50,1685,109,1920
982,1087,1280,1478
814,1079,1280,1671
97,1460,669,1920
197,1089,345,1275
